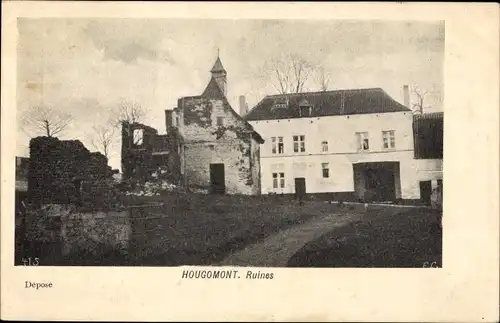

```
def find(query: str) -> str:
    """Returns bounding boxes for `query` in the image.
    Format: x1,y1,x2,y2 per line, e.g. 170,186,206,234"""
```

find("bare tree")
88,124,116,159
20,105,73,138
314,66,331,92
267,53,312,94
109,100,149,127
411,86,428,114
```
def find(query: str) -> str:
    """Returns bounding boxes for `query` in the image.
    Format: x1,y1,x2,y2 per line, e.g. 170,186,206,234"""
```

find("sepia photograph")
13,18,445,268
2,2,499,322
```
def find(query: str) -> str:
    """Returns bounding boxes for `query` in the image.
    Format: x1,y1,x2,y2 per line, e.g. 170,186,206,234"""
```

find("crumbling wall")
22,203,131,265
152,129,183,185
23,204,65,263
250,137,262,195
121,122,158,184
28,137,114,206
181,97,260,195
121,122,183,187
61,209,130,261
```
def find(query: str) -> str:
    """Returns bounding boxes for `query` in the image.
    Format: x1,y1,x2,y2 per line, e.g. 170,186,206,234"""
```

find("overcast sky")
17,19,444,170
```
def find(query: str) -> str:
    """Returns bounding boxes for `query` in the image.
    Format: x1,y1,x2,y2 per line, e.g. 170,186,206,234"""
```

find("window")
272,137,284,154
216,117,224,126
293,135,306,152
321,163,330,178
299,106,311,117
271,98,289,111
355,132,369,151
321,141,329,152
133,129,144,145
277,137,284,154
272,172,285,189
299,99,312,117
382,130,396,149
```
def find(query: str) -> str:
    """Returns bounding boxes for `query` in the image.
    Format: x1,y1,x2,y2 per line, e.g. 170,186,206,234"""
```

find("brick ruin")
120,121,183,187
27,136,118,209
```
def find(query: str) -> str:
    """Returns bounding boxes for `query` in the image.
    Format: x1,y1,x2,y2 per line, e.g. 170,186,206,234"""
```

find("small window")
355,132,369,151
216,117,224,126
293,135,306,153
321,163,329,178
277,137,284,154
382,130,396,149
271,137,277,154
272,172,285,189
133,128,144,145
272,98,289,111
299,99,312,117
321,141,328,152
299,106,311,117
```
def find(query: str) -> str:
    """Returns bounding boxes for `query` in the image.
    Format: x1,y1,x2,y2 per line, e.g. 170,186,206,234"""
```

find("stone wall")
61,209,130,261
121,122,158,184
121,122,183,186
22,203,131,265
250,137,261,195
28,137,114,206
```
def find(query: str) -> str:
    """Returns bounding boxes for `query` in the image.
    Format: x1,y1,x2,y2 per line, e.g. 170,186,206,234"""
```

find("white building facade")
245,88,443,202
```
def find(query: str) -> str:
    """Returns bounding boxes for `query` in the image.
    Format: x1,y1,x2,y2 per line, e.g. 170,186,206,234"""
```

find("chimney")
403,85,410,109
165,109,173,133
239,95,248,116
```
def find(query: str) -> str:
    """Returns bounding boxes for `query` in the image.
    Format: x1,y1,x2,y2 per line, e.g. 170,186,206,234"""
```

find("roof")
199,77,264,143
202,77,225,98
413,111,444,121
245,88,411,121
210,56,226,73
413,112,443,159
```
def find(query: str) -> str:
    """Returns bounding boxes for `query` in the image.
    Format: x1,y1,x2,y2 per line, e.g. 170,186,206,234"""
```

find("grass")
23,193,340,266
124,193,344,266
287,207,442,267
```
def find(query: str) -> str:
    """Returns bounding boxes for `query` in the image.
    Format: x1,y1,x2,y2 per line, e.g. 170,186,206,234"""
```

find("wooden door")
294,177,306,198
210,163,225,194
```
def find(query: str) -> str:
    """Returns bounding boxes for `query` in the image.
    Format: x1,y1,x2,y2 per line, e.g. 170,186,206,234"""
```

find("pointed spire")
210,50,226,73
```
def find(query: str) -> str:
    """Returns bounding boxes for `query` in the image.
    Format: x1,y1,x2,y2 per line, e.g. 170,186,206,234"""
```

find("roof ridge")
264,87,383,99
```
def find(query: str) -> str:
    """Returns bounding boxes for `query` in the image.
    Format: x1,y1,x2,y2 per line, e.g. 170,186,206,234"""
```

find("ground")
125,195,442,267
287,206,442,268
124,194,344,266
17,193,442,267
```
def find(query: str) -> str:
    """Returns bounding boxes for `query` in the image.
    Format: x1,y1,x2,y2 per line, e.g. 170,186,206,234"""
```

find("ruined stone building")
27,136,116,208
121,55,264,195
121,120,183,186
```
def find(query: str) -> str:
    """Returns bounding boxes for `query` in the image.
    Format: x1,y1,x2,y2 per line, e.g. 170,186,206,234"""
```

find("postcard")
1,1,498,321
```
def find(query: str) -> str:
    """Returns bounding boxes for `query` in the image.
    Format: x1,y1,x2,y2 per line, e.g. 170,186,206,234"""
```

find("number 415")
22,257,39,266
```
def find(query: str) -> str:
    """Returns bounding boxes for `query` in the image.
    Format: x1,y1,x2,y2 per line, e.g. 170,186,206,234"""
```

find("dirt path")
217,211,362,267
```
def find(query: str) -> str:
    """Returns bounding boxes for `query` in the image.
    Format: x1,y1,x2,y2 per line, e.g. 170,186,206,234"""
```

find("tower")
210,51,227,97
